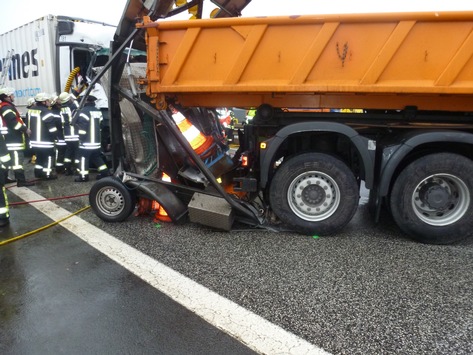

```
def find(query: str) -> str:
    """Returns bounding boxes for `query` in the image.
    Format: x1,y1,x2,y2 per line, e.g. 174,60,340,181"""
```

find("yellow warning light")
260,142,267,149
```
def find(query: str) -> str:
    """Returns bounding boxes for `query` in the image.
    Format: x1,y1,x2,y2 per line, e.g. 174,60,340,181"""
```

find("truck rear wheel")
390,153,473,244
89,177,136,222
269,153,359,235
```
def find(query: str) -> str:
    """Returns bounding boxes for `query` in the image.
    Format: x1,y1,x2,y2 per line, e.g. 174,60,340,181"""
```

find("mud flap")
126,180,188,224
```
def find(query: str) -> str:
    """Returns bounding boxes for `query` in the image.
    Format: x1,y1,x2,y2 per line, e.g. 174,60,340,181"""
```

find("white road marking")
10,187,331,355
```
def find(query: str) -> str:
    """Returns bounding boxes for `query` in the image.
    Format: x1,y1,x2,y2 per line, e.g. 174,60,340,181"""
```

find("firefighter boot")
34,168,45,179
75,174,89,182
64,163,75,176
0,217,9,227
15,170,35,187
4,170,15,184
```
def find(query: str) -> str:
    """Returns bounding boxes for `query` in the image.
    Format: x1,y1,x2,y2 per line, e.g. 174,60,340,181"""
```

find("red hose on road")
8,193,89,206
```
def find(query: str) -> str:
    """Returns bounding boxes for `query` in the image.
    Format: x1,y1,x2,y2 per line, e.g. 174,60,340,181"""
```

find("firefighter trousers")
77,147,108,179
33,147,56,179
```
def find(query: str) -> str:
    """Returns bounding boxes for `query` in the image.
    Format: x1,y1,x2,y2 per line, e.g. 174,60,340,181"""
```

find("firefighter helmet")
0,87,15,97
58,92,71,104
34,92,50,102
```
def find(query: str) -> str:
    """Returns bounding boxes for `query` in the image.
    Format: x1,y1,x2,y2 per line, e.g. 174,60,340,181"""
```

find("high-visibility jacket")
61,99,80,142
0,101,28,151
28,103,59,149
74,102,103,150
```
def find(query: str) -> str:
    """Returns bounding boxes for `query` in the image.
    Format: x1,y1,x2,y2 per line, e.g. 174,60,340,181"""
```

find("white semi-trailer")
0,14,115,114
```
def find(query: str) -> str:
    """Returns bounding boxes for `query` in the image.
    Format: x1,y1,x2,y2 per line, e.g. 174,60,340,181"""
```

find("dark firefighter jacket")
0,101,28,151
61,100,80,141
74,102,103,150
28,104,59,149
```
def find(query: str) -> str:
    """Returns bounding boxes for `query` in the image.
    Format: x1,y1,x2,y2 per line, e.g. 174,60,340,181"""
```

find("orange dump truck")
87,0,473,244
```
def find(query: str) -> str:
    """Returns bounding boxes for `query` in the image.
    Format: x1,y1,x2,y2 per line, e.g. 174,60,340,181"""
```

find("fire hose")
0,191,91,246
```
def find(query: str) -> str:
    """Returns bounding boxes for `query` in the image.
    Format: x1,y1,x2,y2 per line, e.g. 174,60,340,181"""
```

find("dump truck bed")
141,11,473,111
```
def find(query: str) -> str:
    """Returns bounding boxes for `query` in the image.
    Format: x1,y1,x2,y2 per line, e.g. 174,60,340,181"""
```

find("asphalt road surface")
1,170,472,355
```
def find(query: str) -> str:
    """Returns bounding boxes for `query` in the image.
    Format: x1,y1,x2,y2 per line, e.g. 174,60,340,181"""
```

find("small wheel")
390,153,473,244
269,153,359,235
89,177,136,222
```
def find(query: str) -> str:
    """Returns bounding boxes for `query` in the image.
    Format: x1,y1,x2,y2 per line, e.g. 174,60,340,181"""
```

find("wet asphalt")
1,188,255,355
1,163,473,355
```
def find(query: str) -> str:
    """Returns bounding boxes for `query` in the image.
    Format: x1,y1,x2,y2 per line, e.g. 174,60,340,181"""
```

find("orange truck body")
141,11,473,111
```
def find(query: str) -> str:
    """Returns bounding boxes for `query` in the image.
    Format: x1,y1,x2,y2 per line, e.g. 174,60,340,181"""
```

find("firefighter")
50,95,66,173
73,93,110,182
74,75,110,152
58,92,79,175
28,92,59,180
89,79,110,152
0,87,34,187
0,116,11,226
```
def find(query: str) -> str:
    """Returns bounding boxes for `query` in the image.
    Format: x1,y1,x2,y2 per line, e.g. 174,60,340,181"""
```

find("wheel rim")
287,171,341,221
412,173,470,226
95,186,126,217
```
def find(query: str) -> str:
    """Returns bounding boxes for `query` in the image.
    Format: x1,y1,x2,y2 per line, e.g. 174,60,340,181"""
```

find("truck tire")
269,153,359,235
89,177,136,222
390,153,473,244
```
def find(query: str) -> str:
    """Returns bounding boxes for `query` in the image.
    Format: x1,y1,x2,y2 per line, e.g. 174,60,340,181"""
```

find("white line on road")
10,187,331,355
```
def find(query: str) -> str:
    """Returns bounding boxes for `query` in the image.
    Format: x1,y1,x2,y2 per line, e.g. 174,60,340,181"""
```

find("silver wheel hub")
288,171,340,221
412,174,470,226
96,187,125,216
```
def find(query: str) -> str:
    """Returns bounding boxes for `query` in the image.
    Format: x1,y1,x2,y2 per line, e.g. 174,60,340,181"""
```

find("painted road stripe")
10,187,331,355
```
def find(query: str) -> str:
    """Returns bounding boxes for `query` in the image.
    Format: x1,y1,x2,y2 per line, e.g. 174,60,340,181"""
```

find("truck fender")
378,130,473,199
126,180,188,224
259,122,375,189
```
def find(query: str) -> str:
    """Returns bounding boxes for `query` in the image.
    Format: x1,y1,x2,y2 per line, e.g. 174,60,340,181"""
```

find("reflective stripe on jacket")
28,104,59,149
75,103,103,150
0,101,27,151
